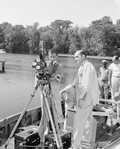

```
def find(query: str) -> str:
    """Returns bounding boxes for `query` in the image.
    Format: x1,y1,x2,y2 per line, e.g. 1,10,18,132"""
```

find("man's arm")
60,84,72,101
98,67,102,79
72,73,79,88
79,64,93,99
108,64,113,86
108,69,112,86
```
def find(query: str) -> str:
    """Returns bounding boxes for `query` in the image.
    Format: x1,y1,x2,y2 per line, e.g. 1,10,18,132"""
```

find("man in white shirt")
108,56,120,98
60,50,99,149
99,60,109,99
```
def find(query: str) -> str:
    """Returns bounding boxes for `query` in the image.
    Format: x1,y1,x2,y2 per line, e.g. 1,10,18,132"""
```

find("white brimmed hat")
112,56,119,62
102,60,108,64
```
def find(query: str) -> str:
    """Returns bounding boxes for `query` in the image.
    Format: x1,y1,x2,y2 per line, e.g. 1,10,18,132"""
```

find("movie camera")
32,58,59,81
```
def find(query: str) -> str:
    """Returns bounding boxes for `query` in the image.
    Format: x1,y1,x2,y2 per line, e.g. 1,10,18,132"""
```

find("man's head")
102,60,108,67
112,56,119,64
48,48,58,62
74,50,86,65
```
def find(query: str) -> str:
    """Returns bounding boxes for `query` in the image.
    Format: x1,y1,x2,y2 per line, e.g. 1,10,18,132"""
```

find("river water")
0,53,79,120
0,53,107,120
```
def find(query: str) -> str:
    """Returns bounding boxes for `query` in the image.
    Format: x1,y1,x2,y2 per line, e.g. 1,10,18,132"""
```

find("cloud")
71,5,76,9
115,0,120,10
115,0,120,3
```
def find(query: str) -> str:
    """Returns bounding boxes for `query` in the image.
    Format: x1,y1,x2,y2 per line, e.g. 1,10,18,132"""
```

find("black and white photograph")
1,0,120,149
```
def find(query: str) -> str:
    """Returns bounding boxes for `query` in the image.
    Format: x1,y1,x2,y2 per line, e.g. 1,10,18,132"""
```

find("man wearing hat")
99,59,109,99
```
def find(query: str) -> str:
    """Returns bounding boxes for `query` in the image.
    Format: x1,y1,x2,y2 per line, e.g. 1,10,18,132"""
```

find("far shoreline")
2,52,113,60
59,54,112,60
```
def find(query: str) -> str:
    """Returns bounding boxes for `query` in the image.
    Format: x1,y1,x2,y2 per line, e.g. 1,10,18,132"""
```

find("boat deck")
1,103,120,149
1,128,120,149
0,126,96,149
1,138,97,149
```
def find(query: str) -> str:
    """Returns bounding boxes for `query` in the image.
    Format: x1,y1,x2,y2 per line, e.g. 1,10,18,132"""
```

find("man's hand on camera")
56,74,61,82
50,74,61,82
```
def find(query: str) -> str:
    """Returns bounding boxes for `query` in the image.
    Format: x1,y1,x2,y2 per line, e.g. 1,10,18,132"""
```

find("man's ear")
82,54,85,59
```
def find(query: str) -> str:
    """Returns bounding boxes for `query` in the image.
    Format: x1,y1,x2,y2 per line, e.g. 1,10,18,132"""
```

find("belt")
100,79,107,82
112,76,120,78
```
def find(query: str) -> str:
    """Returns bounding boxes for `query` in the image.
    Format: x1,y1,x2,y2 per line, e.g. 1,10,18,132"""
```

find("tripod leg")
5,88,37,149
50,94,63,147
42,89,63,149
38,90,50,149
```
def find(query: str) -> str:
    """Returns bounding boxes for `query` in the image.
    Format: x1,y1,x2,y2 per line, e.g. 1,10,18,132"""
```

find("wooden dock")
0,61,6,72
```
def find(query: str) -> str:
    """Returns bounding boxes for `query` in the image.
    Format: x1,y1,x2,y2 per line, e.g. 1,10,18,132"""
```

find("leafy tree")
1,22,13,52
49,20,73,53
25,22,40,54
90,16,117,56
0,27,5,48
69,26,82,54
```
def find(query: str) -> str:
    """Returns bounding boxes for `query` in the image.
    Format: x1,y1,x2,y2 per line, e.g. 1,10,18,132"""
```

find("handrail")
100,98,120,104
102,136,120,149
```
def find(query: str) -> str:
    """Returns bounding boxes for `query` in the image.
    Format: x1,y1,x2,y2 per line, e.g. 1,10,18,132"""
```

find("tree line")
0,16,120,56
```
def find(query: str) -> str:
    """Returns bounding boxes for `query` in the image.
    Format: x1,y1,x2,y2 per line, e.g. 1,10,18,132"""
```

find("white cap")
102,60,108,63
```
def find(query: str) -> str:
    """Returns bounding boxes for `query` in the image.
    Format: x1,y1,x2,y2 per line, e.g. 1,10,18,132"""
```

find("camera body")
32,58,59,81
32,58,52,80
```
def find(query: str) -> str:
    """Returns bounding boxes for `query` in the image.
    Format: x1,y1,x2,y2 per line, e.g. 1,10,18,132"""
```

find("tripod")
37,79,63,149
5,79,63,149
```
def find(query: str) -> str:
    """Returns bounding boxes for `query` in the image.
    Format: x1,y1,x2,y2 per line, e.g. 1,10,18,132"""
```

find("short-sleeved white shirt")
99,67,109,81
109,63,120,77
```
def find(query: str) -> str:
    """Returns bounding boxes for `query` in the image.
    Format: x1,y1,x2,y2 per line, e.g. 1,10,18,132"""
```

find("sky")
0,0,120,27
